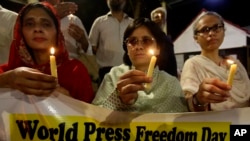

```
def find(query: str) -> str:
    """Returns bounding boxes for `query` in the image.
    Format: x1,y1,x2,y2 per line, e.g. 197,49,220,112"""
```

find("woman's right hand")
4,67,57,96
54,2,78,19
116,70,152,105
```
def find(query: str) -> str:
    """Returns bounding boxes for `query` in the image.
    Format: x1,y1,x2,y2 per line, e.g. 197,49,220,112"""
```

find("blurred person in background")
150,6,178,78
41,0,99,92
89,0,133,85
0,5,18,64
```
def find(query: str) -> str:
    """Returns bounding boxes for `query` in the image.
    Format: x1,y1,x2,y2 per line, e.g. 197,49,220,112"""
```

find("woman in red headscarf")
0,2,94,103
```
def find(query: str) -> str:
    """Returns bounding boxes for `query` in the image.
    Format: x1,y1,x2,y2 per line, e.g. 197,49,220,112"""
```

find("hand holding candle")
144,49,157,90
227,60,237,86
50,47,58,78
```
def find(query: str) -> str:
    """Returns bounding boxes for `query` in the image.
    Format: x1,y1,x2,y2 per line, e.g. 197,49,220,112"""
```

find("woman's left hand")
68,24,88,52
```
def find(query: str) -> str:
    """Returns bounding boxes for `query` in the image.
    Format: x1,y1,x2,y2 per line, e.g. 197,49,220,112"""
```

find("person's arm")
181,59,231,112
185,91,209,112
54,2,78,19
88,18,100,55
68,23,89,52
75,18,92,54
0,67,57,95
186,78,231,112
0,71,10,87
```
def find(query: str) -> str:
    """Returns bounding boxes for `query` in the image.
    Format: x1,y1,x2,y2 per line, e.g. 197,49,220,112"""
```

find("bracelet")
192,94,208,107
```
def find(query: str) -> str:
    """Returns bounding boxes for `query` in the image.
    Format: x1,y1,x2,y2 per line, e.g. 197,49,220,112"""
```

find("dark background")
1,0,250,41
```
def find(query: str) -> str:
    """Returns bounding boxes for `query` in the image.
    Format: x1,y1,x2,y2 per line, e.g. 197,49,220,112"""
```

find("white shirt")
89,12,133,68
0,5,17,64
60,14,92,59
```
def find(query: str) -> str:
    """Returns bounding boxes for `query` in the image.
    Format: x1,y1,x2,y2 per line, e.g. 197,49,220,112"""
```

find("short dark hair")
122,18,166,66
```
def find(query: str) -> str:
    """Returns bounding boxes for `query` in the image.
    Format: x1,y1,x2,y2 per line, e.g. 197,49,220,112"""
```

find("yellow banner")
1,88,249,140
9,114,230,141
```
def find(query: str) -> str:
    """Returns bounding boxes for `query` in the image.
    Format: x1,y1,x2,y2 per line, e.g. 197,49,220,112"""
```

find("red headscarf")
5,2,69,74
0,2,94,103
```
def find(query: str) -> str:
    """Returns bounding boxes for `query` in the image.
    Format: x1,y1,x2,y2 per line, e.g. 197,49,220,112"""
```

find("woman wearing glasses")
92,18,188,113
180,11,250,112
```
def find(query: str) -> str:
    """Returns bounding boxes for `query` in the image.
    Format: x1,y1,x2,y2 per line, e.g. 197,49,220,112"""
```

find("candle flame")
227,59,234,65
69,14,73,20
50,47,55,55
149,49,154,56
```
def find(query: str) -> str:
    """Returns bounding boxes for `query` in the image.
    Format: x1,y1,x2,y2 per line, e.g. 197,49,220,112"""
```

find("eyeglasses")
195,24,224,35
125,36,155,47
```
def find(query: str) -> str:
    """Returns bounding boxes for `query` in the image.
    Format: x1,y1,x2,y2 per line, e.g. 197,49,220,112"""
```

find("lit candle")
69,13,74,23
144,49,157,90
50,47,58,78
157,13,161,18
227,60,237,86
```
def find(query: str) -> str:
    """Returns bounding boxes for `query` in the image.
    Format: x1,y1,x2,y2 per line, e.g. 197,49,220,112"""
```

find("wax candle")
144,49,157,90
50,47,58,78
227,60,237,86
69,14,74,23
157,13,161,18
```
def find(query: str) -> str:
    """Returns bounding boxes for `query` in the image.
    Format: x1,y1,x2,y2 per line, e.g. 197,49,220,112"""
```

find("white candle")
144,49,157,90
69,14,74,23
50,47,58,78
227,60,237,86
157,13,161,18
